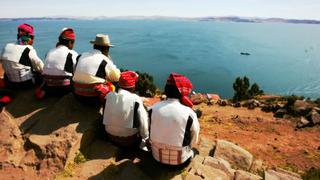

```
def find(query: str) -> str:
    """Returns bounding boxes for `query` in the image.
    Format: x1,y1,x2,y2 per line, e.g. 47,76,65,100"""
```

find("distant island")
0,16,320,25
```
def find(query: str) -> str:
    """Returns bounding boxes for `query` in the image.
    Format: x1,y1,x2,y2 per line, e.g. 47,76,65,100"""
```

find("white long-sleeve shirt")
103,89,149,140
150,98,200,165
43,45,78,77
73,50,120,84
0,43,43,82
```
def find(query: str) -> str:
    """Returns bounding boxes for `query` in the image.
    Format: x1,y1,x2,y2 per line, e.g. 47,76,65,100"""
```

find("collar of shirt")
57,45,69,50
166,98,180,103
91,49,112,61
118,88,131,95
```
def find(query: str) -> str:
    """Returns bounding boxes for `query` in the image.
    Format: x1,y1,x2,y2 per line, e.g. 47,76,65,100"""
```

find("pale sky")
1,0,320,20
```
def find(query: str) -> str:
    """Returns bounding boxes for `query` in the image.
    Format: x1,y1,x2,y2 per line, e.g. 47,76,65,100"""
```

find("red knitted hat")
17,23,34,36
166,73,193,108
60,28,75,40
119,71,139,89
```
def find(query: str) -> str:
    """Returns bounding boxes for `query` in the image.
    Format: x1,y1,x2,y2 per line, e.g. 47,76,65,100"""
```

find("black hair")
58,36,74,46
164,84,181,99
93,44,109,52
17,34,34,40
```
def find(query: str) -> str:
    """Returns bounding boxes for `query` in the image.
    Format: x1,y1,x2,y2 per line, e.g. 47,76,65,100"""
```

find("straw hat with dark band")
90,34,114,47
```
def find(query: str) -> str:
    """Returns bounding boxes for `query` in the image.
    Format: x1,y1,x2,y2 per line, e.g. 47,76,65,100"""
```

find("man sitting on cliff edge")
38,28,79,98
103,71,149,149
73,34,120,105
149,73,200,165
0,23,43,89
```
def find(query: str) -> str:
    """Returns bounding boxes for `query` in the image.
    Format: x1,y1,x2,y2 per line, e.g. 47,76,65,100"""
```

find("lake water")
0,19,320,98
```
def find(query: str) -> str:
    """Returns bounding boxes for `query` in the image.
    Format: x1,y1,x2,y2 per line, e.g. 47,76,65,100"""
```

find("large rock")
197,137,216,156
307,109,320,125
235,170,262,180
213,140,253,171
217,100,228,106
265,169,302,180
274,109,287,118
244,99,261,110
0,112,25,167
23,94,101,172
293,100,314,116
296,117,311,128
203,156,235,180
186,155,229,180
250,159,266,174
191,94,208,105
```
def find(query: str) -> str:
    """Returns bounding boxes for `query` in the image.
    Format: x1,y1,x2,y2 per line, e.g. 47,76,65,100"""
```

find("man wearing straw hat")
73,34,120,104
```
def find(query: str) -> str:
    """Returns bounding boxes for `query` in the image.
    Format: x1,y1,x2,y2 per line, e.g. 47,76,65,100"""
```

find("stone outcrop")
243,99,261,110
23,94,101,172
0,112,25,167
213,139,253,171
293,100,315,116
191,94,209,105
264,169,302,180
196,137,216,156
203,156,235,179
235,170,262,180
186,156,229,180
0,90,102,179
306,108,320,125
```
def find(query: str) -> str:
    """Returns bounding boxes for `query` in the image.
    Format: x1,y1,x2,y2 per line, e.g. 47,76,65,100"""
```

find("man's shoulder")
79,51,93,59
4,43,34,50
68,48,78,55
119,89,142,100
151,100,168,110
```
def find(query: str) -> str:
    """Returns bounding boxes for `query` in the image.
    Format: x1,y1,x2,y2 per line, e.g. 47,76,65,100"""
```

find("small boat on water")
240,52,251,56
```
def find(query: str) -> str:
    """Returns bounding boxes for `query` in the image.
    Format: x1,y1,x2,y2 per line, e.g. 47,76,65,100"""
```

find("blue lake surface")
0,20,320,98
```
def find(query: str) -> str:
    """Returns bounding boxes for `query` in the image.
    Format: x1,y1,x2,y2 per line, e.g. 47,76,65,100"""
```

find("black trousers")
4,73,43,89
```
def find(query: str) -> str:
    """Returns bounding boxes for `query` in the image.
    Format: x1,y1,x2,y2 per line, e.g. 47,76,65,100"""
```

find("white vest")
103,89,149,139
43,46,78,76
1,43,34,65
150,99,199,147
75,50,113,81
1,43,35,82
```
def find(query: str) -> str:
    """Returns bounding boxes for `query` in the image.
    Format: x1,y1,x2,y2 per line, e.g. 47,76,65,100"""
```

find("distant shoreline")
0,16,320,25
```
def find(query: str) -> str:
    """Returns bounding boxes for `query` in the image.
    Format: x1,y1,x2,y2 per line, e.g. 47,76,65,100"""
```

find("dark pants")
42,84,73,97
4,73,43,89
107,133,141,148
73,93,102,107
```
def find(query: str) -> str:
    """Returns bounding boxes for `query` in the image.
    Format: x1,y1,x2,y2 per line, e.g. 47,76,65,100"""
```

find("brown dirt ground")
195,103,320,172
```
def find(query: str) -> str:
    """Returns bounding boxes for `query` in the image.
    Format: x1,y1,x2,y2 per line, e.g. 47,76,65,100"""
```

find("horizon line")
1,15,320,21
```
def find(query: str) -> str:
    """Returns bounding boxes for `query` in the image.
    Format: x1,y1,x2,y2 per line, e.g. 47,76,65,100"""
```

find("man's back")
43,45,78,76
73,50,118,84
103,89,144,137
150,98,198,147
1,43,43,82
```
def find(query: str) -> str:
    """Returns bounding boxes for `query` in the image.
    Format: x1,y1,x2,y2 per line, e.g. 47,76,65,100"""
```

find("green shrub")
314,98,320,107
249,83,264,97
74,151,86,164
120,69,157,97
233,76,250,102
283,95,305,116
232,76,263,102
135,71,157,97
302,168,320,180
